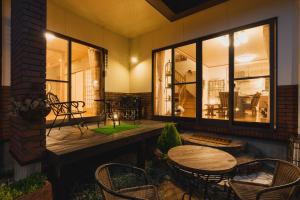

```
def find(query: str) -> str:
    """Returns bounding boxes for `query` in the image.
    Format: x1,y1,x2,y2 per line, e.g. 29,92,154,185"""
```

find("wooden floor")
46,120,165,162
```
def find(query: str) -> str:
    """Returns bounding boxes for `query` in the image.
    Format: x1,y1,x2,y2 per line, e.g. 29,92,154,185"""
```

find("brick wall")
105,92,152,119
0,86,11,140
10,0,46,165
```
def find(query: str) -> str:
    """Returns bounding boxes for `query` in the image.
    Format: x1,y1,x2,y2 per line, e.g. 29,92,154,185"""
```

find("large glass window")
154,43,196,118
174,43,196,118
154,49,172,116
234,25,270,123
46,36,69,120
153,21,275,126
46,33,105,121
202,35,229,120
71,42,101,117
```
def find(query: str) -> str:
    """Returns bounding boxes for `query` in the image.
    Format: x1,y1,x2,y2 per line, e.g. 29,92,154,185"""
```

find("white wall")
130,0,299,93
47,0,130,93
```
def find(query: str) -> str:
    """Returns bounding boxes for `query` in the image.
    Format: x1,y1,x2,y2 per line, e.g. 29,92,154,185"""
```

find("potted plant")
0,173,53,200
155,123,182,160
12,97,51,122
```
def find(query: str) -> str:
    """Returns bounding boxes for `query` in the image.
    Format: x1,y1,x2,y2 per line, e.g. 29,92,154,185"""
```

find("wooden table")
168,145,237,199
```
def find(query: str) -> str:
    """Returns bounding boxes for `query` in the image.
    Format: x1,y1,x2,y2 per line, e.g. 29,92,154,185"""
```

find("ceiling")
51,0,169,38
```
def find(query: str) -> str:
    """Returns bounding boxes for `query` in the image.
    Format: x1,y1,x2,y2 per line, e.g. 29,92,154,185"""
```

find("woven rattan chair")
95,163,160,200
229,159,300,200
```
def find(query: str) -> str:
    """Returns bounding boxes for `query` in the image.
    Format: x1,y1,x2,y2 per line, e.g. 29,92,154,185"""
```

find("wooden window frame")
152,18,277,130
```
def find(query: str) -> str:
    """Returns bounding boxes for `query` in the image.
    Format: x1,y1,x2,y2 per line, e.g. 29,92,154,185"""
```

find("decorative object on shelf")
12,97,51,122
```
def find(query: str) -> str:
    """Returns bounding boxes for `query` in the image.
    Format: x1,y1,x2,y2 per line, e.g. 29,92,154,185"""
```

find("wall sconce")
113,112,120,128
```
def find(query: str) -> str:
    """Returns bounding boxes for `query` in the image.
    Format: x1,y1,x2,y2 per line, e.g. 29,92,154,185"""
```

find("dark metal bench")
46,92,88,136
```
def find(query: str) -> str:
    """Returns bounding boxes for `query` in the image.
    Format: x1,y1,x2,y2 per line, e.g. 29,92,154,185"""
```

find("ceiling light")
131,57,138,64
236,54,257,63
218,31,248,47
45,32,56,41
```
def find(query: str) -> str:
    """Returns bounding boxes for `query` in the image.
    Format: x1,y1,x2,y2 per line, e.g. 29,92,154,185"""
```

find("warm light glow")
45,32,56,41
131,57,138,64
218,31,248,47
236,54,257,63
113,113,118,120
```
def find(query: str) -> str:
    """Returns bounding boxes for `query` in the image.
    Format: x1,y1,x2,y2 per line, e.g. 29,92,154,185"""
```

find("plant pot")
16,181,53,200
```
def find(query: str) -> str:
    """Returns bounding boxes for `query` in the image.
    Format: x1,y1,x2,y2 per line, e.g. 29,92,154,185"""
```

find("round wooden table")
168,145,237,199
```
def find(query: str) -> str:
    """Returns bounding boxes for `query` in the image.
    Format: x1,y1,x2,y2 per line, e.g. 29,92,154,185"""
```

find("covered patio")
1,0,300,200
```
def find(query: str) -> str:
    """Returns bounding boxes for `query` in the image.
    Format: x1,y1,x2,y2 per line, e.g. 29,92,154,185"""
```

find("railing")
174,71,187,106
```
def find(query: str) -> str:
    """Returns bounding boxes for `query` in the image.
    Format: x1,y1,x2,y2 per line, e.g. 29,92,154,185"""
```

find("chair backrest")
272,160,300,199
251,92,261,107
46,92,65,115
219,92,229,108
95,165,117,200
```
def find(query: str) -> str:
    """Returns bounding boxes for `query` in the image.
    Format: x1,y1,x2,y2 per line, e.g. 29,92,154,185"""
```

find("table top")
167,145,237,174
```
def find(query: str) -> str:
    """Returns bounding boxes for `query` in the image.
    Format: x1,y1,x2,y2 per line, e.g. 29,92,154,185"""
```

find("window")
234,25,271,123
202,35,229,120
174,44,196,118
154,43,197,118
154,49,172,116
153,20,276,127
46,33,106,121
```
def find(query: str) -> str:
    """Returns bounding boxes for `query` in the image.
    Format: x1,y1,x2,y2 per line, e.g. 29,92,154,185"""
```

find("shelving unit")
164,60,172,115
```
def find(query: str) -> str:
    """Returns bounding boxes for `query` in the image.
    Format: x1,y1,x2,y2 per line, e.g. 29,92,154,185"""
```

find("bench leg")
47,115,58,136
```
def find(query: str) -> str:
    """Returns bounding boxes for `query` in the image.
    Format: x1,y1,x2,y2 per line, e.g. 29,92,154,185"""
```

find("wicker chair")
95,163,160,200
229,159,300,200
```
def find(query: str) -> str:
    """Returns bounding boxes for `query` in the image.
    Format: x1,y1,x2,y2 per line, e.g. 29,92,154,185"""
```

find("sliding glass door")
46,33,105,121
46,36,69,120
71,42,102,117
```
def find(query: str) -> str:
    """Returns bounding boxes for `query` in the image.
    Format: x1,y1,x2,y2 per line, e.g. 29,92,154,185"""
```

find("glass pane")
174,84,196,118
46,35,68,81
72,42,102,117
174,43,196,83
202,35,229,120
46,81,68,121
154,49,172,116
234,78,270,123
234,25,270,79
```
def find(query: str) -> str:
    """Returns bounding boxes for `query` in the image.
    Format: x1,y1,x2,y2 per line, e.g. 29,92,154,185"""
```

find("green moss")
0,173,47,200
92,123,140,135
157,123,182,154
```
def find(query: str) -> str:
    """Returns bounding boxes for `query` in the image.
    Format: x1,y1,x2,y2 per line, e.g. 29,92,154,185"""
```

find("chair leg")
79,113,88,129
71,113,84,136
47,115,58,136
58,115,67,130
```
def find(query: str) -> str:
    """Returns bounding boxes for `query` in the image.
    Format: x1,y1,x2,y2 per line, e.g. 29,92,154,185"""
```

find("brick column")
10,0,46,179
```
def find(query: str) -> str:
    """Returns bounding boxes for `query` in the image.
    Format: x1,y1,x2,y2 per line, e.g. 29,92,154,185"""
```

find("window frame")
152,18,277,130
45,31,108,123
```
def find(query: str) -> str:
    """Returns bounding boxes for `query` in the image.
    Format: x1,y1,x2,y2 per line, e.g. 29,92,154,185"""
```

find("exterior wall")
129,0,298,93
47,0,130,93
10,0,46,165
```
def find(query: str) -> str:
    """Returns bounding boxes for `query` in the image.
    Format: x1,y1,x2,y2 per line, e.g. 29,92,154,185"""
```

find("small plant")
0,173,47,200
157,123,182,154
